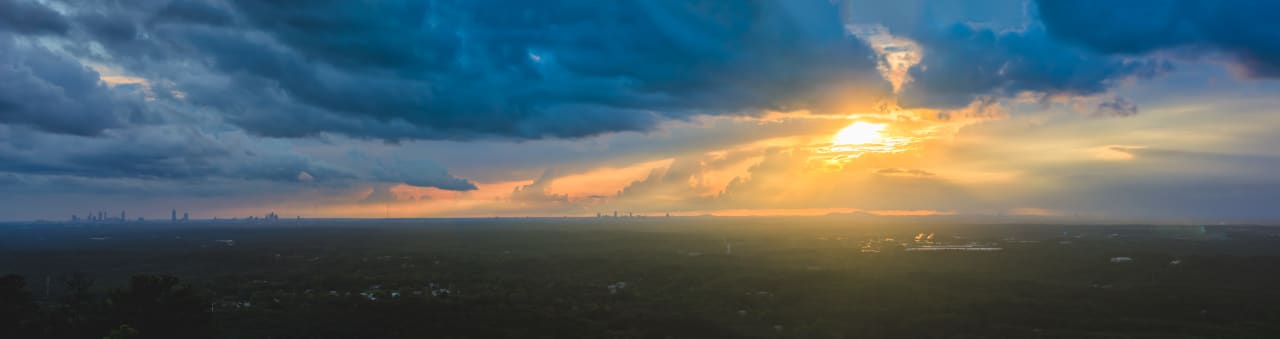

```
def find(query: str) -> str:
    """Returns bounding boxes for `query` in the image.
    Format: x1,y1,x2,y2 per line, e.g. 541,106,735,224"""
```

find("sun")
833,121,886,145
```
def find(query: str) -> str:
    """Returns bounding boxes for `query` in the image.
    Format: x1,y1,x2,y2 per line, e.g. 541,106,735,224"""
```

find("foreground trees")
0,274,211,339
0,274,40,338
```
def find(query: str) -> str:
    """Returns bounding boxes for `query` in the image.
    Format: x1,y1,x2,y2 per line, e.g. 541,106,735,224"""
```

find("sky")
2,0,1280,222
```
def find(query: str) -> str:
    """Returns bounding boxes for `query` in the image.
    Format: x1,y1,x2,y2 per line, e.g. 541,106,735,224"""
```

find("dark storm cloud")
0,0,70,35
833,0,1176,110
1093,97,1139,117
8,0,1280,220
27,0,883,141
0,37,138,136
226,0,454,73
2,0,1270,141
0,126,333,182
78,12,140,43
12,0,1207,140
1036,0,1280,78
345,150,477,191
898,23,1170,108
150,1,234,27
0,124,475,192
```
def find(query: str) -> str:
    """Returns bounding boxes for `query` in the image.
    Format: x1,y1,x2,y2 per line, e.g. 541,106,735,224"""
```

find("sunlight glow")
833,122,886,145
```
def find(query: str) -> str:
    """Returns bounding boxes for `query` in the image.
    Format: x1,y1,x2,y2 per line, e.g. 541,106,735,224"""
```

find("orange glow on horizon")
546,158,675,198
672,208,955,217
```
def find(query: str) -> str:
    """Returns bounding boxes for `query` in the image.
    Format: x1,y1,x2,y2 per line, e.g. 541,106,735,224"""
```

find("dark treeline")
2,274,209,339
4,220,1280,338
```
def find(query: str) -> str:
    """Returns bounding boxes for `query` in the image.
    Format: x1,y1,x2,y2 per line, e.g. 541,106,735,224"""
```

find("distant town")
68,209,290,224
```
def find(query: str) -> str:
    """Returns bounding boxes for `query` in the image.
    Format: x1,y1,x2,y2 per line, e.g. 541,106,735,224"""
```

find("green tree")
107,275,211,339
102,324,139,339
0,274,39,338
53,272,107,339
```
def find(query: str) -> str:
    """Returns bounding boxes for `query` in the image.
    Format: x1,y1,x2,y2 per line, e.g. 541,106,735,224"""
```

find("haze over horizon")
3,0,1280,223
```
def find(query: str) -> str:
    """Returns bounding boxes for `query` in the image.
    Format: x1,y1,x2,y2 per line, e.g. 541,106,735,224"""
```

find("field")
4,217,1280,338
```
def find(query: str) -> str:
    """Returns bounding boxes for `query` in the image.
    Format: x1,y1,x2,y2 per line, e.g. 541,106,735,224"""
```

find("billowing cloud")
847,24,923,93
0,37,140,135
1093,97,1139,117
0,124,474,193
511,169,569,205
0,0,70,35
898,23,1170,109
833,0,1181,114
1037,0,1280,78
348,151,476,191
15,0,886,141
150,1,234,27
2,0,1280,221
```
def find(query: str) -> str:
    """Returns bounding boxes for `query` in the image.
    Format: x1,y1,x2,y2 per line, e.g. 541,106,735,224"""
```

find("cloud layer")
1037,0,1280,78
2,0,1280,220
6,0,889,141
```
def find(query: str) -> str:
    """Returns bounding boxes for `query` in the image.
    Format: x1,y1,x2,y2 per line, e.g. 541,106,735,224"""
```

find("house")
607,281,628,295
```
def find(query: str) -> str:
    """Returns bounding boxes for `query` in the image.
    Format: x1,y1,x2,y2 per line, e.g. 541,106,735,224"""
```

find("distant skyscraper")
172,209,177,222
121,211,126,221
182,212,189,221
